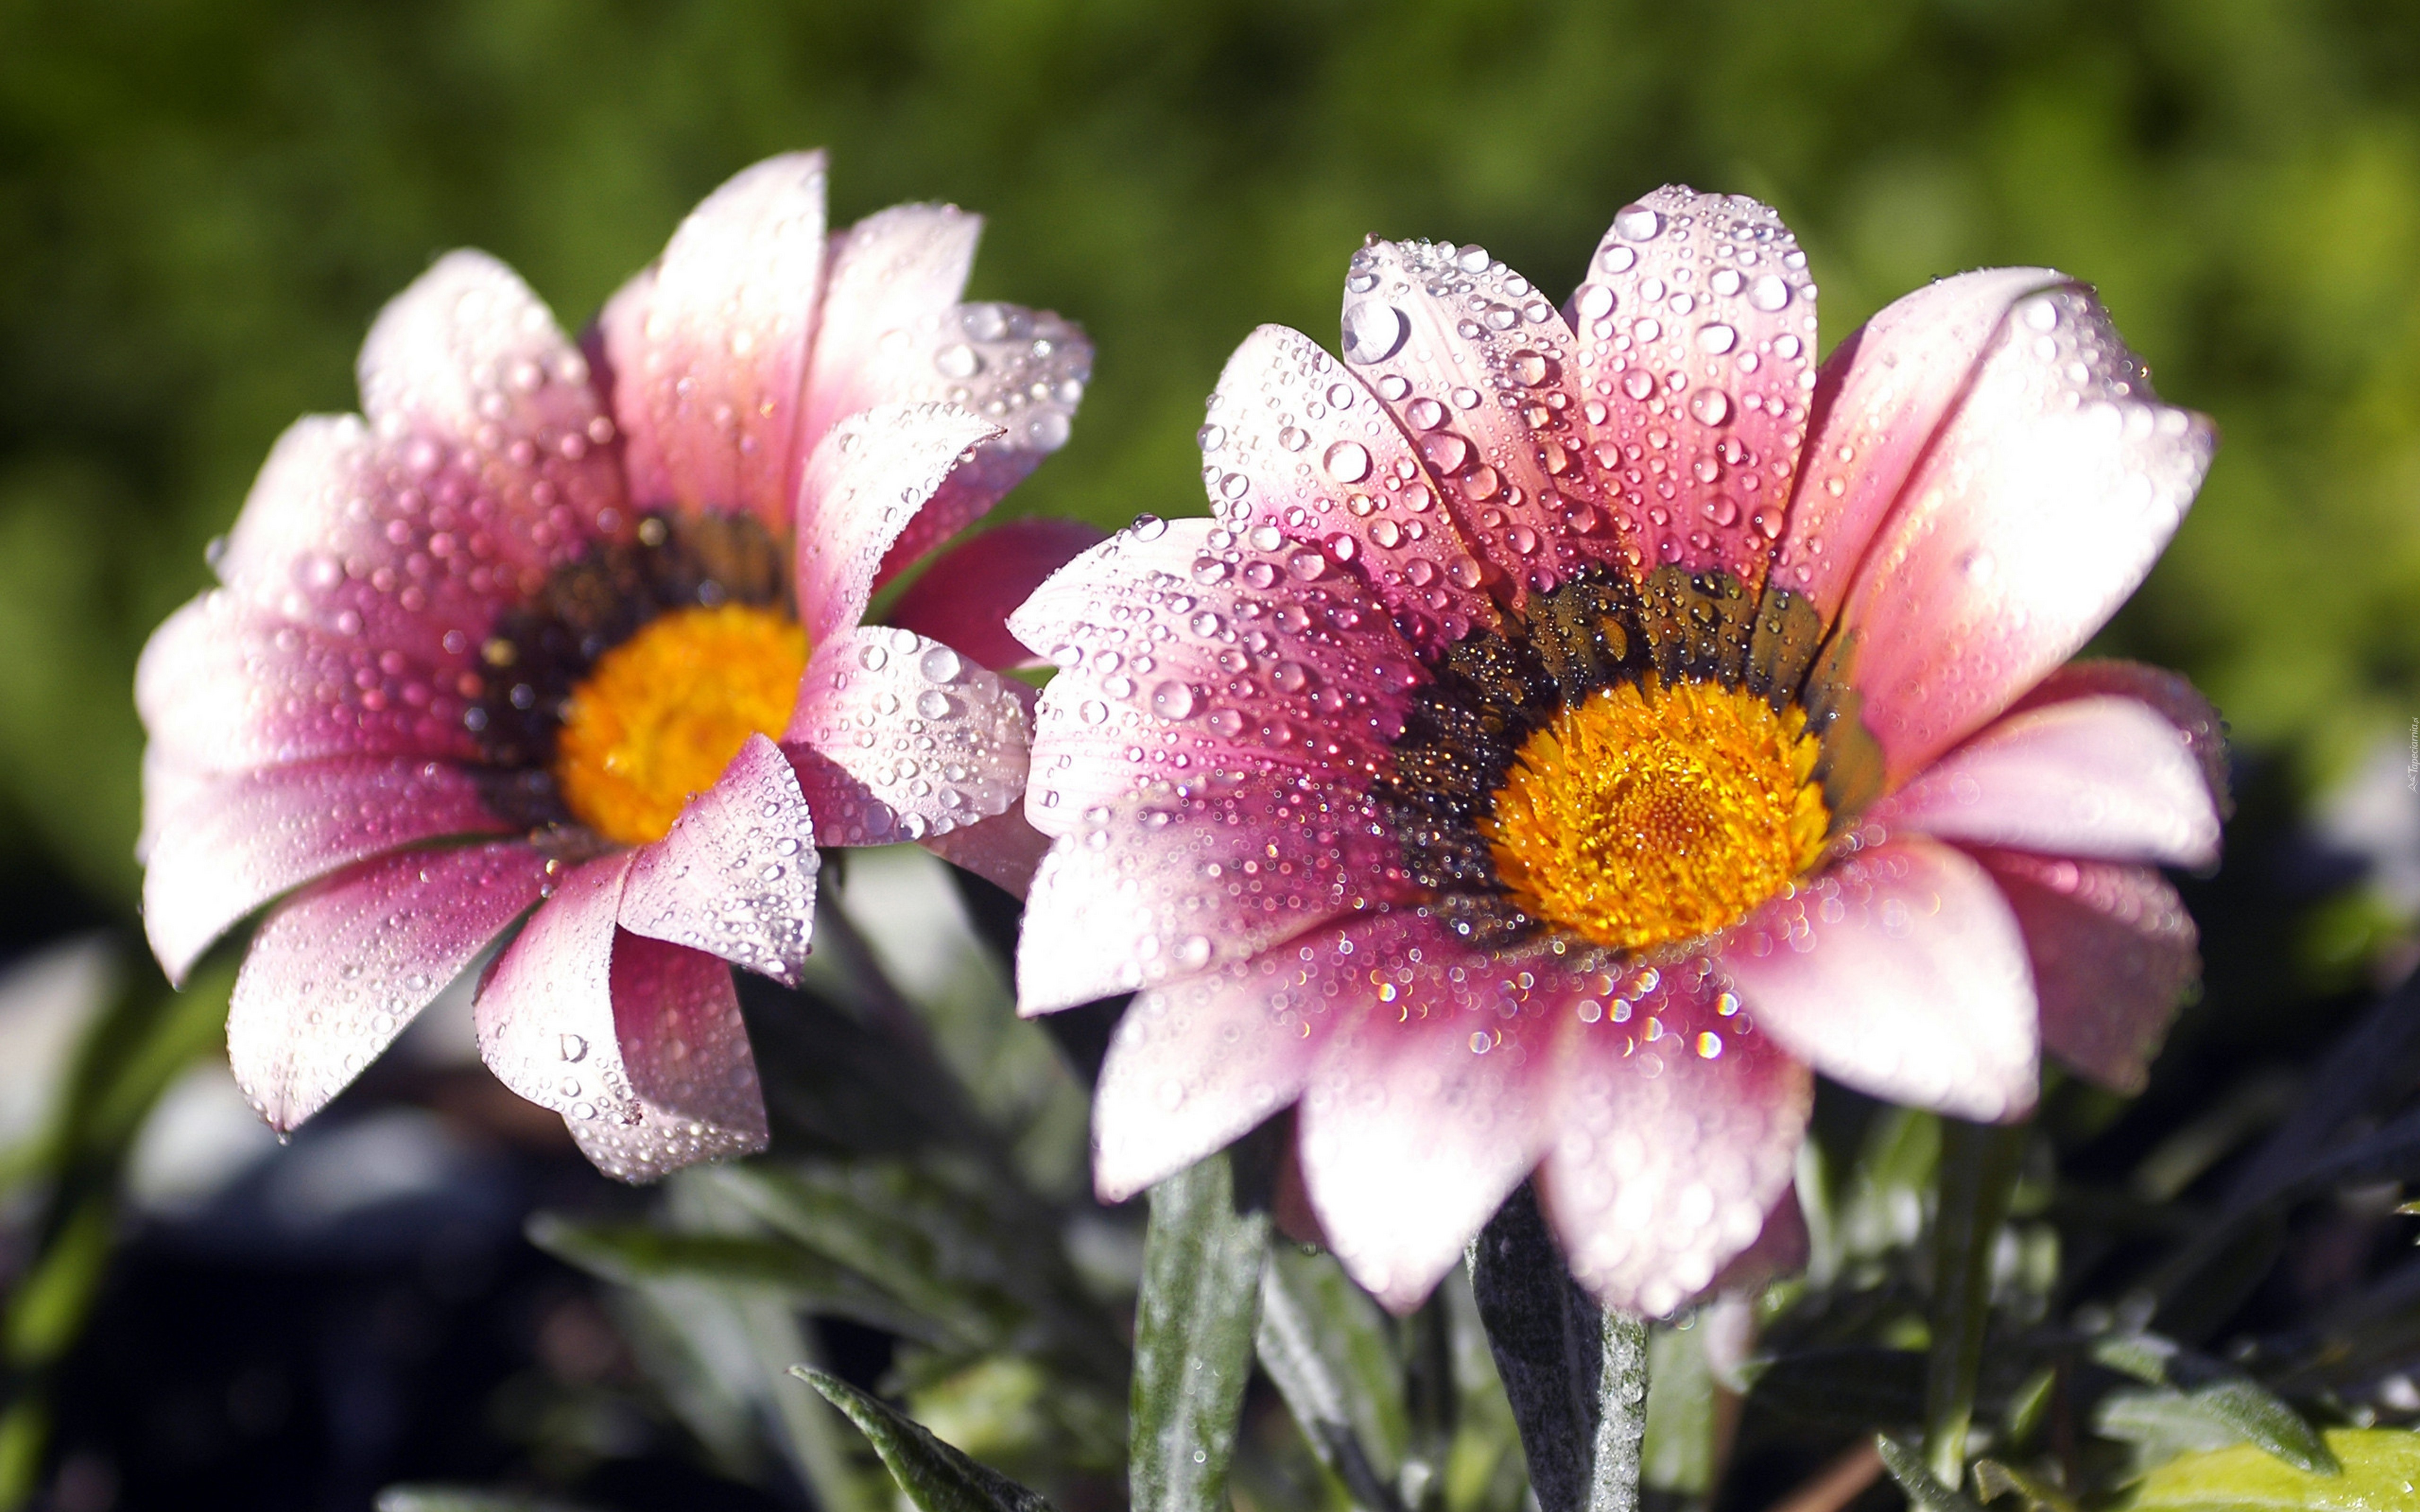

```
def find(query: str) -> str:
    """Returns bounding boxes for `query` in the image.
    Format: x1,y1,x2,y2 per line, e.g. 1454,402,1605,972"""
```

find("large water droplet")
1688,388,1732,426
934,343,981,379
1342,301,1410,364
1323,440,1372,483
1614,203,1664,241
1748,275,1790,312
1697,323,1738,354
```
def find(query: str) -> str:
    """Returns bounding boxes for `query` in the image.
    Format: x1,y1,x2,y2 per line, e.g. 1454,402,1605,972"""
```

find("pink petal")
1826,280,2217,784
1774,268,2063,619
1870,695,2221,868
1012,517,1424,833
1569,187,1822,592
1536,961,1811,1316
1721,835,2039,1122
1016,775,1411,1015
599,152,829,528
2013,660,2229,809
792,404,1003,643
143,757,510,986
227,840,550,1131
474,851,641,1124
800,203,1090,585
1197,324,1501,658
1974,848,2197,1095
137,591,481,776
621,734,819,986
566,933,768,1182
920,805,1054,898
1090,941,1347,1202
887,516,1107,671
1293,910,1566,1313
1337,240,1613,599
784,627,1031,845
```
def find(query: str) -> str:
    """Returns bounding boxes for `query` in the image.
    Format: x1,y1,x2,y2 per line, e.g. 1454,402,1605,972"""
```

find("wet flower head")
137,152,1095,1181
1012,189,2225,1316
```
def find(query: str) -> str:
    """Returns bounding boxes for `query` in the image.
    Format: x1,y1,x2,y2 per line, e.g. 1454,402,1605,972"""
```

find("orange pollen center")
1482,674,1831,953
553,603,809,846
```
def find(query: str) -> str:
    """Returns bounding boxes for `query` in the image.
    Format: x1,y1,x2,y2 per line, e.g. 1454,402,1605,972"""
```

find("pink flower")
1011,188,2222,1315
138,153,1093,1180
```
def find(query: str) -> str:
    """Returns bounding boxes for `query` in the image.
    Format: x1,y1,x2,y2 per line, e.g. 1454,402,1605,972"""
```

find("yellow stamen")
1483,675,1830,952
554,603,808,846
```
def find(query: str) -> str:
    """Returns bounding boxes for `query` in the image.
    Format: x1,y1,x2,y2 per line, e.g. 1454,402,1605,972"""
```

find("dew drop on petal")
1323,440,1372,483
1342,301,1410,364
1614,203,1664,241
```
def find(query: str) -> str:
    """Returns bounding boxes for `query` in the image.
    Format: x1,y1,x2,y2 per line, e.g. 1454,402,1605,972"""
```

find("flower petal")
1722,835,2039,1122
142,757,510,985
620,734,819,986
1973,848,2197,1095
137,591,482,777
1293,910,1566,1313
887,516,1106,671
473,851,641,1124
1536,962,1810,1316
1339,239,1614,599
1827,280,2217,784
2012,660,2229,808
1091,939,1347,1202
599,152,829,528
792,404,1003,643
920,805,1054,898
1197,324,1501,657
1569,187,1822,593
1014,516,1424,831
1774,268,2062,619
798,203,984,449
227,840,549,1131
784,627,1030,846
565,933,769,1182
1016,776,1411,1015
1870,695,2221,867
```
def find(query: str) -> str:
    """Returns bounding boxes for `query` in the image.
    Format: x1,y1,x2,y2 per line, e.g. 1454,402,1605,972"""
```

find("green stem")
1924,1117,2030,1488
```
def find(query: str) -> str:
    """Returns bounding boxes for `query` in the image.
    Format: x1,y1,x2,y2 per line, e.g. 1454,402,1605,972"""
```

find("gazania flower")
1011,188,2221,1314
138,153,1090,1179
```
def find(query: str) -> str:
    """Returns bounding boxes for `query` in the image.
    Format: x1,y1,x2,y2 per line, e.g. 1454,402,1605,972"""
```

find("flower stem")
1924,1117,2030,1487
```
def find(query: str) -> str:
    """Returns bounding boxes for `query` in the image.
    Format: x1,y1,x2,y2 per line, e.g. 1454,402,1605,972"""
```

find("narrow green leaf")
2089,1334,2338,1474
1927,1119,2031,1486
1255,1243,1409,1511
1876,1434,1988,1512
1130,1146,1270,1512
2118,1428,2420,1510
796,1367,1057,1512
524,1213,934,1342
1973,1459,2079,1512
373,1487,599,1512
1467,1182,1648,1512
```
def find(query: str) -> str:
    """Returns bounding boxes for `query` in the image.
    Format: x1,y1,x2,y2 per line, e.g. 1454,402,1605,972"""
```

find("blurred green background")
3,0,2419,923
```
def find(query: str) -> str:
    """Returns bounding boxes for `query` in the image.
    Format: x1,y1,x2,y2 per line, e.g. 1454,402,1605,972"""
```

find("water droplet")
916,688,954,718
1748,275,1790,312
1278,425,1310,452
858,642,889,672
1697,322,1737,354
1152,681,1197,719
934,343,981,378
1197,423,1227,452
919,644,962,682
1342,301,1410,364
1623,369,1656,401
1419,432,1470,473
1709,269,1743,297
559,1034,587,1062
1688,388,1732,426
1576,284,1616,319
1405,396,1445,430
1323,440,1372,482
1614,203,1664,241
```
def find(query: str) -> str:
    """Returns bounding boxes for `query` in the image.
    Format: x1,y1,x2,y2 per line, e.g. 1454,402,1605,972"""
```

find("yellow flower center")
554,603,809,846
1483,675,1830,953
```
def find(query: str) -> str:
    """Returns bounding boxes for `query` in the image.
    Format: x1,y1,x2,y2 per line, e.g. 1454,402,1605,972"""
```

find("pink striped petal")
1975,849,2197,1095
2012,660,2229,808
1196,325,1501,657
566,934,768,1182
1773,268,2062,618
1537,961,1810,1316
1828,281,2217,785
599,153,829,528
137,591,481,776
920,805,1053,898
143,757,510,985
1295,911,1566,1312
474,851,641,1124
621,734,818,986
1722,836,2039,1122
792,404,1003,643
1091,941,1348,1202
1014,517,1424,831
784,627,1030,845
227,841,550,1130
1338,240,1611,599
1569,188,1822,591
1871,695,2221,867
887,516,1106,671
1016,775,1412,1015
